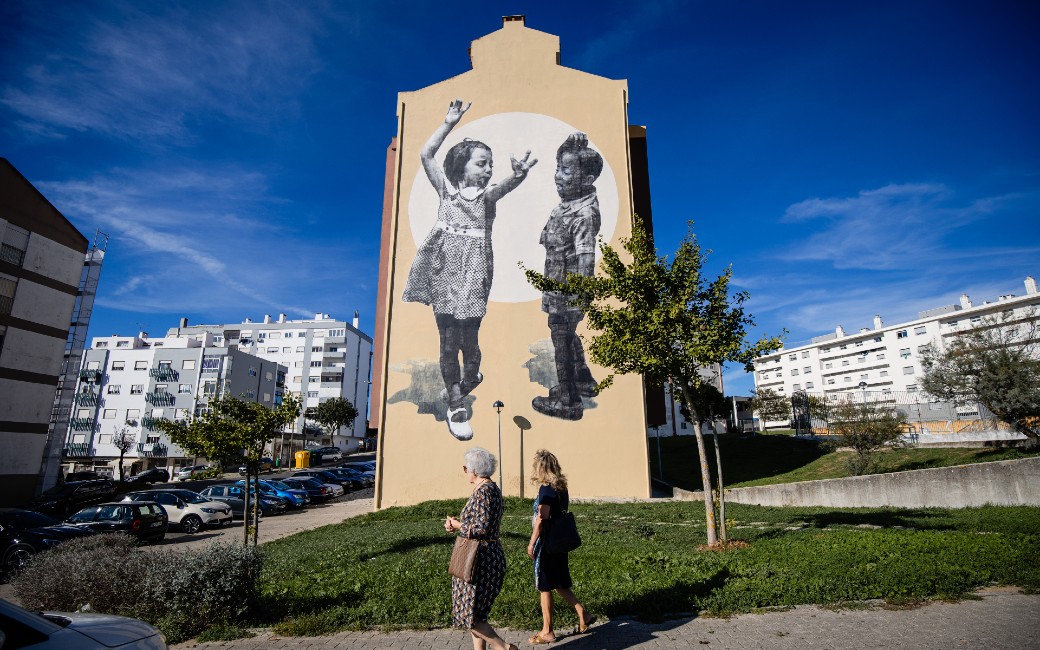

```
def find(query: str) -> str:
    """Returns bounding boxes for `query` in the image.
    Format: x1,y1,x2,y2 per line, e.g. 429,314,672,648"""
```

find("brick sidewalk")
174,589,1040,649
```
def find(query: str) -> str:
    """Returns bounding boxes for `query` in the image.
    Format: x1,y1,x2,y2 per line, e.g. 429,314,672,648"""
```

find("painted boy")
532,132,603,420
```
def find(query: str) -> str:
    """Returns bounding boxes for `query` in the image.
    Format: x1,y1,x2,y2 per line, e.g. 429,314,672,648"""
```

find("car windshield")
68,507,100,523
266,480,292,490
0,510,60,528
174,492,208,504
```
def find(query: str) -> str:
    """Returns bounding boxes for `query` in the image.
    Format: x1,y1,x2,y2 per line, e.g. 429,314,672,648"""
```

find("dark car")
339,461,376,474
126,467,170,484
198,484,287,518
29,479,117,518
320,467,371,490
237,457,274,476
291,469,352,489
281,476,336,502
0,508,95,574
64,502,168,543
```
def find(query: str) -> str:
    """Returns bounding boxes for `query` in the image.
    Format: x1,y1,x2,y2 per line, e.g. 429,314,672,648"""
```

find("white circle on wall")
407,112,619,303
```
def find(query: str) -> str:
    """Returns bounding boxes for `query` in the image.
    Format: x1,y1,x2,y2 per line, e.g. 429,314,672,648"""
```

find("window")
897,330,908,338
877,353,886,360
855,340,863,347
158,360,171,369
155,384,168,393
827,378,835,385
1,223,29,266
844,376,851,382
857,356,865,363
76,408,91,419
903,366,914,375
135,360,147,370
126,409,140,423
284,332,293,338
265,371,273,381
294,361,303,367
824,362,832,369
307,390,319,398
151,408,165,417
793,383,801,390
103,409,116,419
806,382,814,389
0,273,17,315
791,369,799,376
98,434,110,444
309,377,320,383
267,347,279,353
803,367,811,374
310,361,321,367
175,408,190,420
312,347,322,353
329,346,339,352
248,366,257,377
131,384,143,394
87,361,100,370
841,360,850,366
269,331,281,339
821,347,831,353
860,374,868,381
116,340,129,348
839,345,847,350
201,357,220,371
111,361,125,371
178,384,192,393
263,392,271,402
917,345,929,354
970,317,981,325
907,385,918,393
243,390,256,399
107,384,121,394
96,341,108,348
283,347,292,353
900,348,911,359
914,326,927,335
202,381,217,396
801,351,809,359
788,354,797,361
182,359,196,370
880,371,889,377
296,346,305,352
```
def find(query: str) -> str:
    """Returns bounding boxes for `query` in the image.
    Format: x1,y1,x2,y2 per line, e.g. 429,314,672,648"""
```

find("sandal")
528,632,555,644
577,615,598,633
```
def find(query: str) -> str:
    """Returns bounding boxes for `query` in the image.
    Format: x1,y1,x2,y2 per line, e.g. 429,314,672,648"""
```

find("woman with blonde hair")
443,447,518,650
526,449,595,644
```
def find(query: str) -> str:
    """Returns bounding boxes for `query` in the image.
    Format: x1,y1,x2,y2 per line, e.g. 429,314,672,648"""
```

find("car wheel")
2,544,34,574
181,514,203,535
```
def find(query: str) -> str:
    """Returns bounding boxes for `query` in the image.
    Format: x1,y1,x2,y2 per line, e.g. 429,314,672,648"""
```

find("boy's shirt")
539,190,601,314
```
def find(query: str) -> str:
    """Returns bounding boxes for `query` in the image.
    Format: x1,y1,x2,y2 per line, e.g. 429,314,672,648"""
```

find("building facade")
169,313,373,456
1,159,92,506
65,332,285,476
752,276,1040,427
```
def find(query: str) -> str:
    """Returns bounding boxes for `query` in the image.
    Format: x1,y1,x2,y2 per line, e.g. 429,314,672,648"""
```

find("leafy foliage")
110,424,138,481
921,310,1040,441
828,399,908,475
308,397,359,435
524,218,783,544
750,387,791,424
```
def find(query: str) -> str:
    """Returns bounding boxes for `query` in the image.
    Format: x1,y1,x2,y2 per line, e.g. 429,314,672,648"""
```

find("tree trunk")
711,427,726,542
681,385,718,545
242,469,252,546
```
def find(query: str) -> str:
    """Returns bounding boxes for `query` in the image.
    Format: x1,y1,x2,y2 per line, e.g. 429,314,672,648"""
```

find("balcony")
63,443,93,458
137,442,168,457
150,367,179,381
142,416,169,430
79,368,102,382
145,392,175,406
75,392,98,406
69,418,94,431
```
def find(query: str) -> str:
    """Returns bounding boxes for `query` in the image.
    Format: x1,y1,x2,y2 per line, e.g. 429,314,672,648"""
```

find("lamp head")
492,400,505,412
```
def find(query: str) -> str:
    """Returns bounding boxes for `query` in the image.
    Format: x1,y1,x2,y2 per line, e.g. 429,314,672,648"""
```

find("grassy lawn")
647,434,1040,492
257,498,1040,636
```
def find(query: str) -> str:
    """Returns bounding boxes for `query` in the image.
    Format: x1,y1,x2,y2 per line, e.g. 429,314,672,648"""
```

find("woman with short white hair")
443,447,516,650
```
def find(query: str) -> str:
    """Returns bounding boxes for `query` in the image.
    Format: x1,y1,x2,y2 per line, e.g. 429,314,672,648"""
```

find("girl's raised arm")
486,150,538,203
421,99,471,194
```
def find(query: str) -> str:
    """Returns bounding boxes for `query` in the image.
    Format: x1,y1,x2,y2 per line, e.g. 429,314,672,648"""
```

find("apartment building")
753,276,1040,425
66,332,284,476
169,313,373,456
1,159,93,505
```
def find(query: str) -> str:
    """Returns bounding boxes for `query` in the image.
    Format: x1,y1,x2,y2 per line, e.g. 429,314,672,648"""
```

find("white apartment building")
65,332,284,476
753,275,1039,426
169,313,373,456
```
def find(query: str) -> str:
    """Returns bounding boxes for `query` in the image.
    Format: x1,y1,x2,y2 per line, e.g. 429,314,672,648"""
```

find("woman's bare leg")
538,590,556,639
555,587,591,627
471,621,514,650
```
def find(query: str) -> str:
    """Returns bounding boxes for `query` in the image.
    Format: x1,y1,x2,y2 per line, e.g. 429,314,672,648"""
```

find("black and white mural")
397,102,618,440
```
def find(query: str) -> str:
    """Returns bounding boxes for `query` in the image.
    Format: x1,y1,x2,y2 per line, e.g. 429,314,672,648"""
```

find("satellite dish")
513,415,532,431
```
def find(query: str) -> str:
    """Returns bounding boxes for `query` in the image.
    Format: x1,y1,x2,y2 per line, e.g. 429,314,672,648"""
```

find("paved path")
173,588,1040,649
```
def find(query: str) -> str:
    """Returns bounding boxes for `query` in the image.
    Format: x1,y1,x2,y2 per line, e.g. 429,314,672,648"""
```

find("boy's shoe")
447,406,474,440
576,380,599,397
532,395,583,420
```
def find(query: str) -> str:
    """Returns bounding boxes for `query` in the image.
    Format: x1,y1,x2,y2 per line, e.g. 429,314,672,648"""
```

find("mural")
401,105,618,439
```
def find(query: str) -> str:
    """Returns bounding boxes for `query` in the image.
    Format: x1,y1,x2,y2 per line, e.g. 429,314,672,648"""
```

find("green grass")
255,498,1040,636
648,434,1040,491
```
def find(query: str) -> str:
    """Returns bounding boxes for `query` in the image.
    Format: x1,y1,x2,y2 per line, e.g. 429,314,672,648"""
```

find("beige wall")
375,19,650,508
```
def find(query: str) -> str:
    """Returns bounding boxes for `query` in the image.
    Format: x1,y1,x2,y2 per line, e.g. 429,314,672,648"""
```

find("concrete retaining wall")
719,457,1040,509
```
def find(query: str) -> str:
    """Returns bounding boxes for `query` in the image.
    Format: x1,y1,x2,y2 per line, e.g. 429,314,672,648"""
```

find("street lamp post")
493,400,504,489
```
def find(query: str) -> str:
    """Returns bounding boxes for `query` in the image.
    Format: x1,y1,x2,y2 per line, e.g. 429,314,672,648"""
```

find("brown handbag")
448,536,479,582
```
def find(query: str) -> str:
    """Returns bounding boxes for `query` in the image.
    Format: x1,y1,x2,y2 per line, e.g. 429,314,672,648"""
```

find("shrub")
11,534,263,644
828,399,907,475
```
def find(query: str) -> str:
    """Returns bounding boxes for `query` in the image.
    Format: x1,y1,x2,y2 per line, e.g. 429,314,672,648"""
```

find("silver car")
0,598,167,649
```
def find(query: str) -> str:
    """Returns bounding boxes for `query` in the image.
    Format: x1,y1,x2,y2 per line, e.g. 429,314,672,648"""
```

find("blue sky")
2,0,1037,396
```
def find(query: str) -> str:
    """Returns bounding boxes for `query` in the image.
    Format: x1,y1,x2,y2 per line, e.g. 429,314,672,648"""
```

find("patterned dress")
451,480,506,628
403,186,495,319
532,484,573,591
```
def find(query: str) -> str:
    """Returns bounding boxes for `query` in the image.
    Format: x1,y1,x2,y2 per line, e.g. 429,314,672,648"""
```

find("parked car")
309,446,343,464
126,467,170,484
291,469,352,489
64,501,168,543
64,470,106,482
197,484,287,518
282,476,342,501
28,479,117,518
323,467,373,489
235,479,309,509
0,597,168,649
121,490,231,534
237,457,274,475
174,465,208,481
340,460,376,473
0,508,95,575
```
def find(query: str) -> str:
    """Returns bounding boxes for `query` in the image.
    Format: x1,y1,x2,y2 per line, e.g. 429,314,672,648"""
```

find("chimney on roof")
502,14,525,25
353,310,360,329
835,325,845,337
873,315,883,330
179,317,188,329
263,314,271,324
278,313,286,323
959,294,972,309
315,312,322,320
1026,276,1038,295
244,318,252,323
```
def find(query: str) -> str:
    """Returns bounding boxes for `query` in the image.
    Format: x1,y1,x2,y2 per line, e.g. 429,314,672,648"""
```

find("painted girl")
403,99,537,440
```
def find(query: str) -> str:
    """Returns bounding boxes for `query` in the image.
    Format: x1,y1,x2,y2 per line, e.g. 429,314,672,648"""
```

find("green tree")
525,218,783,545
156,392,301,545
110,425,137,482
828,396,907,475
308,397,359,437
749,387,791,426
921,310,1040,444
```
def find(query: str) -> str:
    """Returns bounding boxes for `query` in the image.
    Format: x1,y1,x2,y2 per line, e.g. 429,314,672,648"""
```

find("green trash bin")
295,450,310,469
